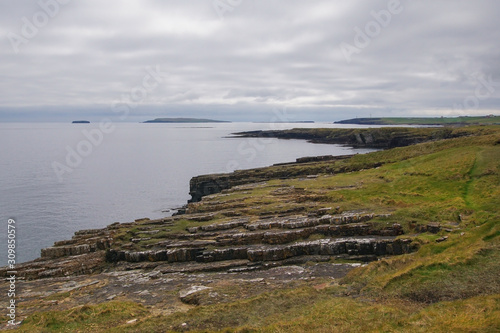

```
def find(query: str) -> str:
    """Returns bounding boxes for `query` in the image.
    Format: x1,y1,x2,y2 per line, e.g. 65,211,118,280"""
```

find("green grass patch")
16,301,148,333
336,115,500,125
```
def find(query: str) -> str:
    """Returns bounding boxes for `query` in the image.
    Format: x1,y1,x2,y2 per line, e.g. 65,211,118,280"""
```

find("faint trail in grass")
463,149,482,208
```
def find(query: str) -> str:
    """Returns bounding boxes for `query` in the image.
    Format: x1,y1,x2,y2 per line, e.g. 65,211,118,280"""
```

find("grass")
258,294,500,333
15,301,148,332
343,219,500,303
335,115,500,125
15,292,499,332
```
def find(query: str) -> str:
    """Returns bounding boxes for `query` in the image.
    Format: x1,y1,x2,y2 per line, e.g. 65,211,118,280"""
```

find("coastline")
1,125,499,332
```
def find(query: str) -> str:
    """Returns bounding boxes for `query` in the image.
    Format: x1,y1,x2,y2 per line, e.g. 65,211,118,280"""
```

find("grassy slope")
12,126,500,332
335,115,500,125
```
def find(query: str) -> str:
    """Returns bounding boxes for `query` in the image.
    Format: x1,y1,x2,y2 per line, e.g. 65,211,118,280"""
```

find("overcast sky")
1,0,499,122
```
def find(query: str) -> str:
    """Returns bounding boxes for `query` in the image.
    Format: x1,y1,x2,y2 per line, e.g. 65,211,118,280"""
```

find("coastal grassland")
15,301,148,332
205,128,500,232
234,124,497,148
335,115,500,125
10,126,500,332
15,291,499,332
344,219,500,301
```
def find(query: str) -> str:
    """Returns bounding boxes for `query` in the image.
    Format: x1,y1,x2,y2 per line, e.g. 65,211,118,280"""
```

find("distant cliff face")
189,127,472,203
231,127,467,149
188,155,363,203
189,174,232,203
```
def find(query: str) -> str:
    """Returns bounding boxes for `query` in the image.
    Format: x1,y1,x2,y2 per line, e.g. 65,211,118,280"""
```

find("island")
143,117,230,123
71,120,90,123
252,120,315,123
334,115,500,125
1,125,499,332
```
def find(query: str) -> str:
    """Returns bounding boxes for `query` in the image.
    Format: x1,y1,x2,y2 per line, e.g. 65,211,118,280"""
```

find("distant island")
144,117,230,123
72,120,90,124
334,115,500,126
253,121,315,123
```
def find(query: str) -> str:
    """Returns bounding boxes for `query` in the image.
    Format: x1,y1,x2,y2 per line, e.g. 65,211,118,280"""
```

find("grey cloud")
0,0,499,121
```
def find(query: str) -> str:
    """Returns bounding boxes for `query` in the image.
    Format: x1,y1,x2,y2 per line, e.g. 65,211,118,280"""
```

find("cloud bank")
1,0,499,121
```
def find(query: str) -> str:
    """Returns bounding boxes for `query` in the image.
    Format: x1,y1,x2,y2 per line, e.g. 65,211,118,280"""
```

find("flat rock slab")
179,285,213,304
0,261,359,324
179,285,212,299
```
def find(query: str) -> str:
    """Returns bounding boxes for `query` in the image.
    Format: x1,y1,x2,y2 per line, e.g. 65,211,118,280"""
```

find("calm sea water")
0,122,376,265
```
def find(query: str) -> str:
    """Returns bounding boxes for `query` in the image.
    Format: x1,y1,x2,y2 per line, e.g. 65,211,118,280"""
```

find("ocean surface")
0,122,377,265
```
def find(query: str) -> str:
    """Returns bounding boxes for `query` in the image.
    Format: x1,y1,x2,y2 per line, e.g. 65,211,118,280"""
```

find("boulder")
179,285,212,305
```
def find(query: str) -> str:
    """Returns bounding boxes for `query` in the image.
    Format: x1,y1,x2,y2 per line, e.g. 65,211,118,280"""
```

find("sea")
0,122,377,265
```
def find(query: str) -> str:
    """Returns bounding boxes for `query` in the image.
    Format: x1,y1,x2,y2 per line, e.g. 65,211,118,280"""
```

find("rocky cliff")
0,212,418,281
187,127,474,203
188,155,353,203
231,127,470,148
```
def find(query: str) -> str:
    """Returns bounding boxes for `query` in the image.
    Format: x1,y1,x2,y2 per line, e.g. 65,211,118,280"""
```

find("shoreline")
0,126,482,268
1,125,499,331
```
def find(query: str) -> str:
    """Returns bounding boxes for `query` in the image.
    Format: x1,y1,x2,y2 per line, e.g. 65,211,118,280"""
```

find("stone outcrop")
246,238,412,262
106,237,412,265
188,155,361,203
0,218,173,280
179,285,213,305
103,212,406,267
231,127,469,149
0,210,413,281
0,252,106,280
40,228,114,259
41,239,111,259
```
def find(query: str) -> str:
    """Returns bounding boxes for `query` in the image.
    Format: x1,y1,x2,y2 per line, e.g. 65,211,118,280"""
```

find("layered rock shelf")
2,130,452,281
107,237,411,264
1,210,416,281
188,155,370,203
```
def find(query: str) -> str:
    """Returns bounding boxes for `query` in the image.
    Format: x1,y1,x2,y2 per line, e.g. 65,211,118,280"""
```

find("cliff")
231,126,473,148
189,127,476,203
188,155,354,203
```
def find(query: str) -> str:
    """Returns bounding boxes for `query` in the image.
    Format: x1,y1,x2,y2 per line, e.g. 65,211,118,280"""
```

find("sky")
0,0,499,122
